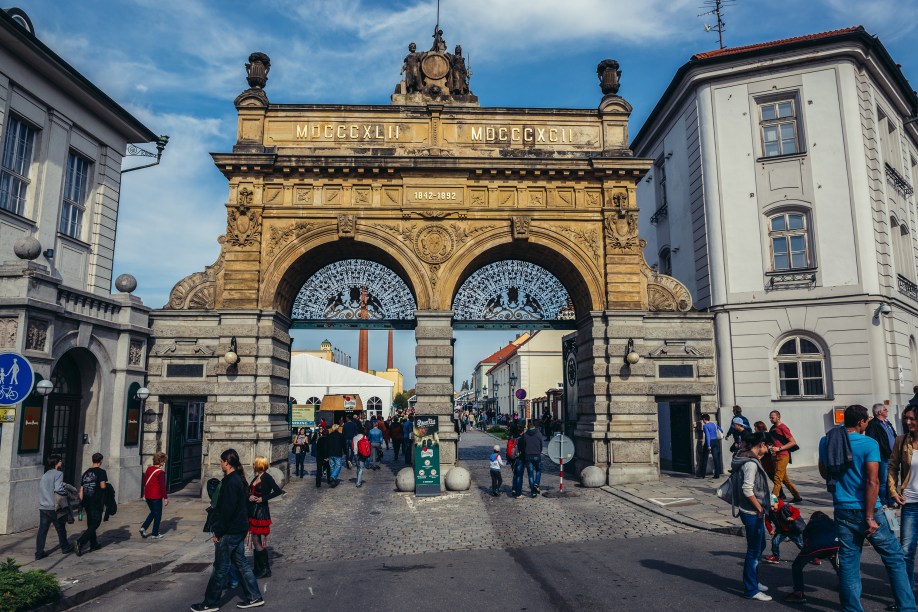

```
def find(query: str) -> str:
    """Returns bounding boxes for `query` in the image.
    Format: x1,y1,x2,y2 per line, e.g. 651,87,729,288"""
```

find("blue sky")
18,0,917,390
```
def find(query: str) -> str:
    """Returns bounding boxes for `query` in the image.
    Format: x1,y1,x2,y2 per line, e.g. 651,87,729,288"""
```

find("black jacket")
213,470,249,538
326,431,346,457
522,428,543,456
102,483,117,521
865,417,896,460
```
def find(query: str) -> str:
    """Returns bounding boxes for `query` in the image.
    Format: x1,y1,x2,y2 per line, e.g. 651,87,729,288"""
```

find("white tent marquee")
289,353,395,416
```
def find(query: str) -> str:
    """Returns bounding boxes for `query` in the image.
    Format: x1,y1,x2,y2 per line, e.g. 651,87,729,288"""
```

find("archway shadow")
640,558,743,598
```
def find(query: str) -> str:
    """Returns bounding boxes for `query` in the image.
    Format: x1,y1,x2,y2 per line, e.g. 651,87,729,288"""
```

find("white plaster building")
0,9,161,531
486,330,565,418
633,27,918,468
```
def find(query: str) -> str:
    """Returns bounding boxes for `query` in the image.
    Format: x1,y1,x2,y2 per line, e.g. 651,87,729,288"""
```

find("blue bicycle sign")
0,352,34,407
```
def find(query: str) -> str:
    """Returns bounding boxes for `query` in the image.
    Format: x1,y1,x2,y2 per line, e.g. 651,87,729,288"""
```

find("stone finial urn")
245,52,271,89
597,59,621,96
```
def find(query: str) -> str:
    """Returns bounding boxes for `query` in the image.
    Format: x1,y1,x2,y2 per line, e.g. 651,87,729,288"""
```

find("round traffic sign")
547,433,574,465
0,352,35,407
515,388,527,400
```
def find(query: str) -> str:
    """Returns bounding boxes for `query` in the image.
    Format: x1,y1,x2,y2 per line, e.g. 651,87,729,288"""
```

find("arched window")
768,212,811,271
305,397,321,409
367,397,382,412
776,336,826,398
658,246,672,276
891,215,916,282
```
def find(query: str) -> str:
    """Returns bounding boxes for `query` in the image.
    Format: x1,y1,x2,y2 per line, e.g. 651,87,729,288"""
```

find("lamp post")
493,381,500,417
509,371,517,419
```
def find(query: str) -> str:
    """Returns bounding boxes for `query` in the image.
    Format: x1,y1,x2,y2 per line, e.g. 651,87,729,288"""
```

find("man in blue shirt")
698,413,722,479
818,404,915,612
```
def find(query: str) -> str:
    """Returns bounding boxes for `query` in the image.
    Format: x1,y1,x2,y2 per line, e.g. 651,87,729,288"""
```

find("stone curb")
34,559,174,612
600,485,745,537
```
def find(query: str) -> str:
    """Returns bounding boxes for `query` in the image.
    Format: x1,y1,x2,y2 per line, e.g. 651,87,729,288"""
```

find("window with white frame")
59,152,91,239
305,396,321,409
367,397,383,413
759,99,801,158
655,156,668,209
891,216,916,282
768,211,811,271
776,336,826,398
0,115,37,215
186,401,205,441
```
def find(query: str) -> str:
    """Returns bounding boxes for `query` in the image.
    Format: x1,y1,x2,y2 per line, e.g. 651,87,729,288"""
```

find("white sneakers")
758,583,769,592
749,592,772,602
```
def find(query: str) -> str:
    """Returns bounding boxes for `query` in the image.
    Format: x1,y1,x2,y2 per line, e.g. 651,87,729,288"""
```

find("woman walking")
889,404,918,585
314,427,331,488
139,452,168,539
248,456,283,578
731,431,773,601
292,428,309,479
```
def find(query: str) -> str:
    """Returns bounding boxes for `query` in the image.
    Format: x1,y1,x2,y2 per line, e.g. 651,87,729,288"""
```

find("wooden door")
44,399,80,484
669,401,693,474
167,403,186,491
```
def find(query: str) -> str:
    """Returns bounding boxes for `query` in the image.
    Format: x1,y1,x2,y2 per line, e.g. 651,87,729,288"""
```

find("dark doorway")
166,399,204,492
44,353,83,484
657,399,695,474
167,403,186,491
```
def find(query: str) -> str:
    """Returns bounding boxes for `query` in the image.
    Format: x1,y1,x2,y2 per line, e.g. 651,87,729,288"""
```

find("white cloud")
823,0,918,39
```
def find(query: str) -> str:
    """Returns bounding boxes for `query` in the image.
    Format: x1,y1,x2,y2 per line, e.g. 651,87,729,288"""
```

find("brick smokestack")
358,286,369,372
387,329,394,370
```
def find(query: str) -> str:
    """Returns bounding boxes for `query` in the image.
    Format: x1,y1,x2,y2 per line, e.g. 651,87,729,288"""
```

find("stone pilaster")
413,311,456,474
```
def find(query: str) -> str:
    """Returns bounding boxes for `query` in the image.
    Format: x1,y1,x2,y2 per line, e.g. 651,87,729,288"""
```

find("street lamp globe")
136,387,150,401
36,379,53,397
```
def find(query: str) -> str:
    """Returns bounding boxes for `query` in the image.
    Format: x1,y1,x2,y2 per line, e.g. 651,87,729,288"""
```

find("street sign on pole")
0,352,34,407
547,433,575,494
515,388,527,400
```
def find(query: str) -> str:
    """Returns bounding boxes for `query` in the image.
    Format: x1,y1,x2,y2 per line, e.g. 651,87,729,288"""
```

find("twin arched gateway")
147,42,716,490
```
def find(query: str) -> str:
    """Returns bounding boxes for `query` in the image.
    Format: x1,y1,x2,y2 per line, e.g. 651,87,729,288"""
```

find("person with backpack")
75,452,108,556
783,511,841,604
390,417,404,460
139,451,168,540
508,425,526,498
368,421,385,465
730,431,773,601
763,494,805,564
522,420,544,497
728,405,752,454
354,429,372,487
768,411,802,503
488,444,506,496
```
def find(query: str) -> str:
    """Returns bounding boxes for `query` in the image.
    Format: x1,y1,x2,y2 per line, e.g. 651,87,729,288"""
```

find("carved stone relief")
512,216,531,240
129,340,145,366
604,190,645,254
295,188,313,204
226,188,262,247
167,239,225,310
0,319,16,349
268,222,320,256
555,225,601,259
26,319,48,352
414,225,454,264
337,214,356,239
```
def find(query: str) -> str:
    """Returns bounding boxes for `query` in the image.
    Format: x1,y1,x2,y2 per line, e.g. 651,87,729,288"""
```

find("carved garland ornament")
647,272,693,313
167,239,225,310
556,225,601,259
268,222,320,256
226,188,262,247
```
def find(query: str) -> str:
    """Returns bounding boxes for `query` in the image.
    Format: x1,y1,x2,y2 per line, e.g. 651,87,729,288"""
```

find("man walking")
36,454,72,559
342,415,358,469
698,413,723,479
728,405,751,454
192,448,264,611
75,453,107,556
522,420,543,497
818,404,915,612
865,403,897,507
768,411,802,503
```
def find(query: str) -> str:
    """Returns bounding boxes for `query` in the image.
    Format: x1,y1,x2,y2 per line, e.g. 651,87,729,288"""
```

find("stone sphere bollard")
580,465,606,488
396,467,415,492
13,236,41,260
444,466,471,491
267,466,287,490
114,273,138,293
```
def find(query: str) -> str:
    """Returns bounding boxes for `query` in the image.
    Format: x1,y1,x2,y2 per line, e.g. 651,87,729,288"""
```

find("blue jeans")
294,451,306,477
355,458,367,486
203,532,261,606
879,459,891,506
739,512,766,598
699,443,722,478
36,509,68,557
141,498,163,536
901,503,918,588
511,459,525,496
835,508,916,612
526,455,542,492
329,456,344,481
771,532,803,558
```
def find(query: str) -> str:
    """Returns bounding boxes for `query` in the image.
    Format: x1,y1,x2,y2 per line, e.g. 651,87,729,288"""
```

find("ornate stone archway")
146,38,716,489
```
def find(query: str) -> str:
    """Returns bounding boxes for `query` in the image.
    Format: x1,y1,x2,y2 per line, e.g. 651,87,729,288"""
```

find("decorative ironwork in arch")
452,260,575,321
291,259,416,321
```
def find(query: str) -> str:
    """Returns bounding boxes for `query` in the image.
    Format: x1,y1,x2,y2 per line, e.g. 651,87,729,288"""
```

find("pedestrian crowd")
712,402,918,611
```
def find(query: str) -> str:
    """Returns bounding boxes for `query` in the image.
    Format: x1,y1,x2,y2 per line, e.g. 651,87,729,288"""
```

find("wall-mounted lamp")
874,303,892,320
665,151,673,160
623,338,640,366
224,336,239,365
36,378,53,421
43,249,54,259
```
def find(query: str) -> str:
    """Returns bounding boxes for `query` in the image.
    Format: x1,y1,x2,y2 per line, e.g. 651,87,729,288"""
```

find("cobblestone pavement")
271,430,692,563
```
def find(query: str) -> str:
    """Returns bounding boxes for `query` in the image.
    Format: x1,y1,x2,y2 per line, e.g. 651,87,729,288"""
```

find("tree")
393,391,410,410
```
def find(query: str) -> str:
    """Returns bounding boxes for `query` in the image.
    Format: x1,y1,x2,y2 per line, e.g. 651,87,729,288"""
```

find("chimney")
357,285,369,372
387,329,394,370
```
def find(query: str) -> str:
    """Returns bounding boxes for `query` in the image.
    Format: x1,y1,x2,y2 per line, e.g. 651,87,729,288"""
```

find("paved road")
74,431,901,611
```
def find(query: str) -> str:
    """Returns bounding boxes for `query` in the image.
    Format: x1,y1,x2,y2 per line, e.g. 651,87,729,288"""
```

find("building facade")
486,330,566,418
0,9,160,531
634,27,918,468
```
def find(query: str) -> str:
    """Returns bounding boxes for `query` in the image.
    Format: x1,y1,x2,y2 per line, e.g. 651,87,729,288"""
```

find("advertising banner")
413,415,441,497
291,404,316,428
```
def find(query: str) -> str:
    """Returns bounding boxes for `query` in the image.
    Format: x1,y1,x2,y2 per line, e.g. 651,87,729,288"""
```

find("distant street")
78,431,900,611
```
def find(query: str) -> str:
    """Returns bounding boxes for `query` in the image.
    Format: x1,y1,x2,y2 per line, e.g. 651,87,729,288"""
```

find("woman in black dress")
248,456,283,578
313,427,331,487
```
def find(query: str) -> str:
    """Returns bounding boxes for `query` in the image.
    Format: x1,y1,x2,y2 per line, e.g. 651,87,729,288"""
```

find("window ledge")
756,152,807,164
56,232,91,251
772,396,832,402
0,206,36,229
765,270,817,290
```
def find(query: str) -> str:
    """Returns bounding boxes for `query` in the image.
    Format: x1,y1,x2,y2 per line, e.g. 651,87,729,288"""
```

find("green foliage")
486,425,508,439
393,392,410,410
0,557,61,611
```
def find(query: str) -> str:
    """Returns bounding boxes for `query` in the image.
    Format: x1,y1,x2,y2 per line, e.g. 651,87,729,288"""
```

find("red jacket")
142,465,168,500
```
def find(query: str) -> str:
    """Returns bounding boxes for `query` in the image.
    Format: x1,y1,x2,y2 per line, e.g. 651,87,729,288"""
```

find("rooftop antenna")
698,0,733,50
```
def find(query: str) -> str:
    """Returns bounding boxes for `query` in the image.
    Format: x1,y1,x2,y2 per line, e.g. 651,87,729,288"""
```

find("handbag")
716,426,724,440
248,502,270,522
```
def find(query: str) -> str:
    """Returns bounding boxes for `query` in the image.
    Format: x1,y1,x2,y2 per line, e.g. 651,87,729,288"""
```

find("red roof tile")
692,26,864,60
481,343,518,368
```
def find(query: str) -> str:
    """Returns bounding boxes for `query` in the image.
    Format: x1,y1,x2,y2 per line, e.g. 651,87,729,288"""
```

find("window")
367,397,383,413
60,152,91,239
759,99,800,157
769,212,810,271
891,216,915,282
655,157,668,209
305,396,321,409
658,246,672,275
776,336,826,398
0,115,37,215
186,401,204,441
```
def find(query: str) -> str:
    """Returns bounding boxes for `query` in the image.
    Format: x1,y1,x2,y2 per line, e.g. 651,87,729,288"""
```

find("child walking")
783,511,840,604
489,444,506,496
763,495,805,564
